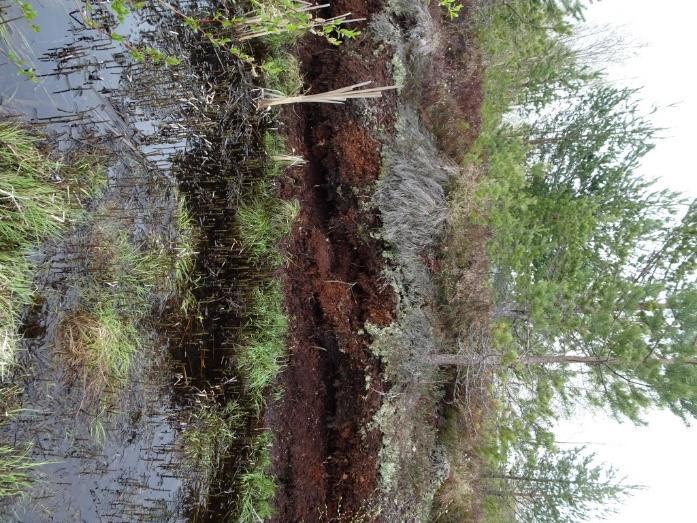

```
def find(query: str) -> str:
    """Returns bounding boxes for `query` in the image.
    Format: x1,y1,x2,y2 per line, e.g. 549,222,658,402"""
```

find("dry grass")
57,307,139,399
259,81,396,108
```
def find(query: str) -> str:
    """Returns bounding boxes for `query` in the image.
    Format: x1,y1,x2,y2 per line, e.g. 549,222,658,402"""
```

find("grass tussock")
236,430,276,523
237,132,299,267
236,280,287,414
174,195,199,314
58,307,140,392
56,227,174,399
0,444,37,499
183,400,245,477
0,122,105,377
237,198,298,267
0,385,35,499
261,53,303,96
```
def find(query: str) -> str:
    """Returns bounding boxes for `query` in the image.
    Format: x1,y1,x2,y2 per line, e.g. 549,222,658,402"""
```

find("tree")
437,199,697,422
485,445,638,523
454,74,697,423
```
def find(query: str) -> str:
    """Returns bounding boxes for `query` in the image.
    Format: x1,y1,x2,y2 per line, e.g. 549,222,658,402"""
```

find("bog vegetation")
4,0,693,520
437,0,696,521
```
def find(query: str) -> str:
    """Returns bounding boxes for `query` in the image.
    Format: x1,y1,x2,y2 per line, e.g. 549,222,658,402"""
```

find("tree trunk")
491,303,529,321
429,354,697,367
485,473,588,485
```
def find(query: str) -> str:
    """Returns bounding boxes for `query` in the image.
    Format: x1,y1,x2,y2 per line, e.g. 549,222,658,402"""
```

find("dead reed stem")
259,81,396,109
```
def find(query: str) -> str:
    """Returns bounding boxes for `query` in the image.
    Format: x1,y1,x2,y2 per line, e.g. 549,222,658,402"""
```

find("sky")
556,1,696,522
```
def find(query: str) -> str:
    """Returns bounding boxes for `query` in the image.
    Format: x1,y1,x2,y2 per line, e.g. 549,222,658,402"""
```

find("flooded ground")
1,0,263,519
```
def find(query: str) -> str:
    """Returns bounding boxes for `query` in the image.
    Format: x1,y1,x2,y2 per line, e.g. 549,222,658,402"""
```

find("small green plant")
0,1,40,80
438,0,463,20
261,53,303,95
233,0,362,46
79,0,182,66
107,0,362,69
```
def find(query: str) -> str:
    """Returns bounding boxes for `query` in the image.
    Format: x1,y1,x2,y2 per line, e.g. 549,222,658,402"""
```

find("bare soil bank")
266,15,397,520
265,0,483,520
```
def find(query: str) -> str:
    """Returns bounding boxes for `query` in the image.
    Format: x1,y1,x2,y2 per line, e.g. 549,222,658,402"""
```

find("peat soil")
265,1,484,520
264,1,398,520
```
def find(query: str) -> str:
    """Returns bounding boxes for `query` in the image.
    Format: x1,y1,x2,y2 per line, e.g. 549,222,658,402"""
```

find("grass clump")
0,122,105,377
236,280,288,414
182,400,245,476
236,430,276,523
237,132,299,269
0,444,37,499
87,227,169,309
0,386,37,499
56,227,173,399
237,134,299,266
173,195,199,314
261,53,302,96
237,198,298,266
58,306,140,391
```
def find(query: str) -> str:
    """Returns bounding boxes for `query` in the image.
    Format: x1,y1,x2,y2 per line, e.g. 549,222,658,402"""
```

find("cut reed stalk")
259,81,396,108
271,154,305,166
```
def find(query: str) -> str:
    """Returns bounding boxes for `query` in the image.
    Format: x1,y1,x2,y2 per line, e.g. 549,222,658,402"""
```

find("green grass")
0,445,37,498
174,195,199,314
236,135,299,267
236,280,288,414
182,400,245,476
226,123,300,519
237,197,298,267
174,196,197,289
86,226,172,306
236,430,276,523
58,304,140,391
57,226,177,401
261,52,303,95
0,122,105,377
0,384,38,499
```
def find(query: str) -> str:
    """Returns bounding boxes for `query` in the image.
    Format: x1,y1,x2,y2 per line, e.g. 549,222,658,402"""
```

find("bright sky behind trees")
557,2,697,522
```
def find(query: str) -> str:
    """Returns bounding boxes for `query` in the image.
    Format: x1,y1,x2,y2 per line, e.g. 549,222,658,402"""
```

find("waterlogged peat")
0,0,267,519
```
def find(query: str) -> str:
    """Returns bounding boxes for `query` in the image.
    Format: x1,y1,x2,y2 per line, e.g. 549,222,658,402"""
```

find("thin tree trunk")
484,488,543,499
485,473,589,485
429,354,697,367
491,303,529,321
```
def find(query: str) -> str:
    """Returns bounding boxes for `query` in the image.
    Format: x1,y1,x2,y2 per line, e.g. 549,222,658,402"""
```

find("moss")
390,54,407,93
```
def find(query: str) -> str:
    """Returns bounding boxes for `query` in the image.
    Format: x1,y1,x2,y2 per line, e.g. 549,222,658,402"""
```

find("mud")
264,1,399,519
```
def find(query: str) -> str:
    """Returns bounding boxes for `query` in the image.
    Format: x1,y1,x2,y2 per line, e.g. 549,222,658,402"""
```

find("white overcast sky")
556,1,697,522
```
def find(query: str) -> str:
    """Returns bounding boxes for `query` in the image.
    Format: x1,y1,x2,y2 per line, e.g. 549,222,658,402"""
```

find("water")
0,0,265,519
